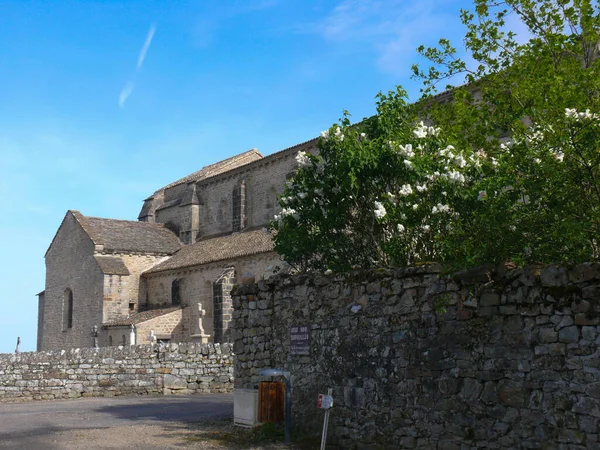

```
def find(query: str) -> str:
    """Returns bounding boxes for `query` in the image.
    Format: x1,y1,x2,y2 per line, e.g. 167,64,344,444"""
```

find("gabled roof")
144,228,274,275
103,306,181,327
71,211,181,254
94,256,130,275
162,149,263,190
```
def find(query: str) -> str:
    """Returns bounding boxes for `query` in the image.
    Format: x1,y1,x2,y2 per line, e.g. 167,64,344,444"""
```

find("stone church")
37,138,317,350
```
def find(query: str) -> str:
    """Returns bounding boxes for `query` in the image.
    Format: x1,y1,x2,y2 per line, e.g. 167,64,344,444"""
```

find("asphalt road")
0,394,234,449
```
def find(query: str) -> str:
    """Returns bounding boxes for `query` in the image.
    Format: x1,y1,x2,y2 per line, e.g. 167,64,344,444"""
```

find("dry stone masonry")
0,343,232,402
233,264,600,449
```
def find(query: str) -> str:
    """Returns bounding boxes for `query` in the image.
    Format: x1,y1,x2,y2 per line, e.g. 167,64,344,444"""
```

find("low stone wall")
0,343,233,402
232,264,600,449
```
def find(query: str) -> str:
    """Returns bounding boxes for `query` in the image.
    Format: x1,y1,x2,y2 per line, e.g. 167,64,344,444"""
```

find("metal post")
285,377,291,445
320,388,333,450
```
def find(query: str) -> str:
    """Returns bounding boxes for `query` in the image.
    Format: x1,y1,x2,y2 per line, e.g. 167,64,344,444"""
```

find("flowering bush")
270,89,493,272
270,0,600,273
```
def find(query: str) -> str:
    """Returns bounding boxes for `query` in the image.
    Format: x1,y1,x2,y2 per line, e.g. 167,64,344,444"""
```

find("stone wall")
101,253,170,322
143,253,280,343
0,343,233,403
232,264,600,449
148,141,314,244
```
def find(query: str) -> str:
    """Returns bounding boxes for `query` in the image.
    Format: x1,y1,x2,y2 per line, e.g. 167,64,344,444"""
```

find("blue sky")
0,0,493,353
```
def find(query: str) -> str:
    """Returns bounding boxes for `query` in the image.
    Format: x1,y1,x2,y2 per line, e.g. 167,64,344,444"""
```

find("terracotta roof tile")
145,228,274,274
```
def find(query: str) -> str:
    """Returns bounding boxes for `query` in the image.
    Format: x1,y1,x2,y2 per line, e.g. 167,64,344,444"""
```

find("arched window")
62,289,73,331
172,279,181,306
232,180,246,232
109,336,113,346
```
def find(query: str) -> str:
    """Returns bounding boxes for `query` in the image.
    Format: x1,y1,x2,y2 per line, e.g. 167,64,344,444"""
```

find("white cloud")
137,24,156,69
118,81,135,108
311,0,466,76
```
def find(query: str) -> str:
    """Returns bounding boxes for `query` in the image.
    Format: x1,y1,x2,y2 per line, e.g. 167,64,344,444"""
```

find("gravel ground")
0,395,321,449
46,420,300,449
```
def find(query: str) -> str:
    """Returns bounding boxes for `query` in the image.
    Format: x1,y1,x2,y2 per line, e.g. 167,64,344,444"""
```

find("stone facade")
42,212,105,350
0,343,233,403
233,264,600,449
39,139,313,351
40,211,179,351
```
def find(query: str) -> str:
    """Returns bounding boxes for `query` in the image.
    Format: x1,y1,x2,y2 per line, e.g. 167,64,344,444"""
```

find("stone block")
559,326,579,343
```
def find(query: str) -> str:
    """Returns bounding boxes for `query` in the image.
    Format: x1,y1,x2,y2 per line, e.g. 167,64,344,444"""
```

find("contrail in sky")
118,81,135,108
119,23,156,108
137,24,156,69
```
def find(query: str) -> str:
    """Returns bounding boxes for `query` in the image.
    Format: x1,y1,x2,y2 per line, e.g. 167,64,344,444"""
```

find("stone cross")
148,329,157,345
15,336,20,354
92,325,99,348
129,324,136,346
197,302,207,335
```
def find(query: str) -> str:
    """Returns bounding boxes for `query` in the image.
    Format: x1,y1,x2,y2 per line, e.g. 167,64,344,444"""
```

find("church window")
232,180,246,232
172,279,181,306
62,289,73,331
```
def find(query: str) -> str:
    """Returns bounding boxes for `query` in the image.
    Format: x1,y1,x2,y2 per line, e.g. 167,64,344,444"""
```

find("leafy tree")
271,0,600,273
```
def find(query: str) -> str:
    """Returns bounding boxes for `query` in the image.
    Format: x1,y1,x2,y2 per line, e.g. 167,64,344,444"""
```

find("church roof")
161,149,263,190
71,211,181,254
144,228,274,274
103,306,181,327
94,255,130,275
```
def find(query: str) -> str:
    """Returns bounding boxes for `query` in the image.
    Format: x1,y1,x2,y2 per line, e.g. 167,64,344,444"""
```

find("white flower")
374,201,387,219
413,121,428,139
416,184,427,192
281,207,297,218
431,205,438,213
443,171,466,184
423,225,431,232
387,191,396,201
397,224,405,233
360,132,367,140
509,225,516,231
398,144,415,158
324,269,333,275
315,188,324,196
404,159,413,168
320,129,330,139
553,151,565,162
399,184,413,196
436,203,450,213
490,157,498,166
412,204,419,210
454,155,467,168
297,192,307,199
565,108,578,119
533,158,541,164
477,190,488,201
